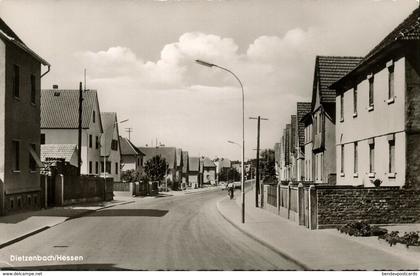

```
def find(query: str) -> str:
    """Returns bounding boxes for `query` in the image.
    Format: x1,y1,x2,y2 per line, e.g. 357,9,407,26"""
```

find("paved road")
0,189,301,270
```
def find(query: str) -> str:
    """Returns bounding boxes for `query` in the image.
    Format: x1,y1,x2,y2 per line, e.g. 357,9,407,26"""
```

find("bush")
379,231,420,248
337,221,388,237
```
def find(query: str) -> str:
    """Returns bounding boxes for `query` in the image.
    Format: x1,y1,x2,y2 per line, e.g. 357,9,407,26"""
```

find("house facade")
188,157,201,188
201,157,216,185
295,102,312,181
120,136,144,175
332,7,420,188
100,112,122,182
41,88,103,176
181,151,189,188
0,18,49,215
304,56,363,184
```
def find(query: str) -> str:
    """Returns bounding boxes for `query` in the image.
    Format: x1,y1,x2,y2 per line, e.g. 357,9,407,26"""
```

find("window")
95,136,99,149
340,94,344,121
369,141,375,174
89,161,93,174
29,144,36,172
115,162,118,174
40,133,45,145
101,162,104,173
354,142,358,174
388,65,395,100
111,139,118,151
89,135,92,148
368,75,374,108
13,65,20,98
93,111,96,123
106,161,111,174
340,145,344,174
95,161,99,174
12,140,20,171
389,138,395,173
30,75,36,104
353,85,358,115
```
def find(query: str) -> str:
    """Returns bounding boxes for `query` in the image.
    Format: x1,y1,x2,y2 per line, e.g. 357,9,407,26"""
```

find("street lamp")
196,59,246,224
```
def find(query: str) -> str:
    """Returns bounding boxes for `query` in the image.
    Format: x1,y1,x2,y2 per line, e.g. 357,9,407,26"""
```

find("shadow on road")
91,209,169,217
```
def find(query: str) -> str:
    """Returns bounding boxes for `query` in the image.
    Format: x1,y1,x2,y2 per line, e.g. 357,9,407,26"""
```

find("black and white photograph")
0,0,419,274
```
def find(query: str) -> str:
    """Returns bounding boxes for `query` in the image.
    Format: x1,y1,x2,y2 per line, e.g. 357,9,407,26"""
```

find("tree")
121,169,140,183
144,155,168,182
260,149,276,182
219,167,241,182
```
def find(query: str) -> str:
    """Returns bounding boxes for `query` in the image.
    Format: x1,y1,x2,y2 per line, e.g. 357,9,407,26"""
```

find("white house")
41,87,103,176
100,112,122,181
332,7,420,188
120,136,144,175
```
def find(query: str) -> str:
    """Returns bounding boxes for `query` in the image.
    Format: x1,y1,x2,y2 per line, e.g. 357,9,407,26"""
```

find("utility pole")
125,128,133,141
249,116,268,207
78,82,83,176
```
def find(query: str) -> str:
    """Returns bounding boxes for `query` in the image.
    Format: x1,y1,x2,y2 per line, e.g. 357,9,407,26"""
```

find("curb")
215,198,309,270
0,199,135,249
184,188,221,195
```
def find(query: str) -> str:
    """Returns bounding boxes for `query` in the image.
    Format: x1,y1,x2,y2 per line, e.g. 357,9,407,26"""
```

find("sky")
0,0,418,160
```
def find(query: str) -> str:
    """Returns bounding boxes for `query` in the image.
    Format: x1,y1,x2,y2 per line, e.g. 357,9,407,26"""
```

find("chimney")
52,84,58,89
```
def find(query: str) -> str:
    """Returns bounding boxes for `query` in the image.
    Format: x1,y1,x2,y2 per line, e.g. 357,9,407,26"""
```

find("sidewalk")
217,189,420,270
0,196,134,249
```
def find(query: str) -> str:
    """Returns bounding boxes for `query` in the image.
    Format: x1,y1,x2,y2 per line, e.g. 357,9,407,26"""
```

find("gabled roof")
0,17,49,66
189,157,200,172
41,89,102,131
139,147,177,169
312,56,363,107
365,7,420,65
100,112,119,156
120,136,144,156
41,144,78,167
201,157,216,168
182,151,189,173
176,148,182,167
296,102,311,147
332,7,420,90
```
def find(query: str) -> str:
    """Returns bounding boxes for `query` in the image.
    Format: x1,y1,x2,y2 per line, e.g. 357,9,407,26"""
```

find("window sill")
353,173,358,178
12,170,21,173
368,172,375,178
353,113,358,118
368,106,374,112
30,170,38,174
388,172,396,179
340,118,344,123
387,97,395,104
340,172,345,177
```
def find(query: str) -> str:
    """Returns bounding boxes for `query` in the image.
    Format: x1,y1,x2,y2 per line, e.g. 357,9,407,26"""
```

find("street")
0,189,301,270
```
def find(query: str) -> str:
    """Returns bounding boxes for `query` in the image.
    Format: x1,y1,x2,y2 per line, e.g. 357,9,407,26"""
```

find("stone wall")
316,186,420,228
405,43,420,189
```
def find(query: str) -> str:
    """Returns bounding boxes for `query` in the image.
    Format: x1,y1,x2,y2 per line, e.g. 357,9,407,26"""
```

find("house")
284,124,291,180
175,148,183,184
120,136,144,176
188,157,201,188
289,115,297,181
332,7,420,188
138,146,177,186
302,112,314,181
214,157,231,183
40,144,78,168
201,157,216,185
273,143,281,179
181,151,189,188
41,87,103,176
100,112,122,181
0,18,50,215
295,102,312,181
303,56,363,184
